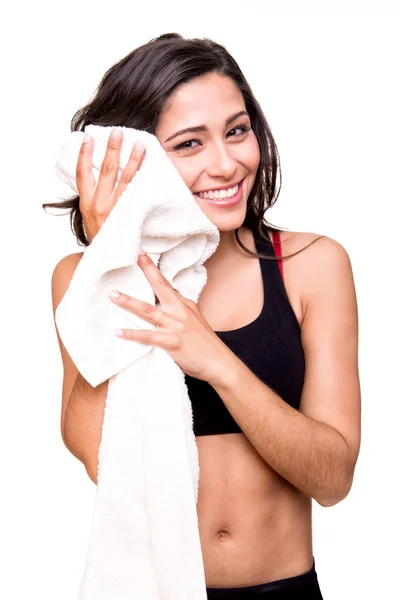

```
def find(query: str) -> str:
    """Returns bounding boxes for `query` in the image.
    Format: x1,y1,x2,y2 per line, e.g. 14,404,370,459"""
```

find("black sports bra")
184,230,305,436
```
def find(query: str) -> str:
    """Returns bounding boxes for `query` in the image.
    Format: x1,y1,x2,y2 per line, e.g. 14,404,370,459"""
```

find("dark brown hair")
43,33,314,259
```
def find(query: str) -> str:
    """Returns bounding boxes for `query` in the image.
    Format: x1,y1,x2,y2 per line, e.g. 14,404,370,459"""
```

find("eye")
173,123,252,152
227,124,252,137
173,139,201,151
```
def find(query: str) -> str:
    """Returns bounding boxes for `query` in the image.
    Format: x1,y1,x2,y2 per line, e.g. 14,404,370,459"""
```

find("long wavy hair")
43,33,301,258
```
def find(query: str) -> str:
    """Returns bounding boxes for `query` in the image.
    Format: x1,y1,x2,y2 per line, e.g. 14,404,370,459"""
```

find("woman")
45,33,361,599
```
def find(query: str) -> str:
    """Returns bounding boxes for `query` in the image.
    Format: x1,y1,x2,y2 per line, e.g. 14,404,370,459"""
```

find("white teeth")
198,183,239,199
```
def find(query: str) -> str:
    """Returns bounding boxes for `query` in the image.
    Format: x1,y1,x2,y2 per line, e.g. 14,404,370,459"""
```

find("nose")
205,141,238,181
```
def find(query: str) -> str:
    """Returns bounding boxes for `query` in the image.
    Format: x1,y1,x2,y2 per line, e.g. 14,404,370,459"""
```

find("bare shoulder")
279,230,353,277
276,230,355,317
279,229,348,257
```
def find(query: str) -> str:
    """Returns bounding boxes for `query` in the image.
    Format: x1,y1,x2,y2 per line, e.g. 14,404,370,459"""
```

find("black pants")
206,560,323,599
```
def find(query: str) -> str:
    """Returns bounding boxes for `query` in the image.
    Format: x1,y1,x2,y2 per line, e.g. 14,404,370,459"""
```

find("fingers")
113,141,146,201
76,134,96,208
94,128,124,212
137,253,183,310
76,128,146,244
115,328,180,350
174,291,197,311
109,291,168,327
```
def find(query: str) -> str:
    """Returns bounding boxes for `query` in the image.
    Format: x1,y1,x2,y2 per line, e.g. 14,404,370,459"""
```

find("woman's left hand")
109,252,234,383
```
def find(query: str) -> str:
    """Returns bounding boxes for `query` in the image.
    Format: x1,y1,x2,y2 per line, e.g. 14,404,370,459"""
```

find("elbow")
61,422,78,456
85,460,99,485
315,472,354,508
61,421,68,448
315,443,359,507
61,421,71,451
316,492,348,508
61,415,100,485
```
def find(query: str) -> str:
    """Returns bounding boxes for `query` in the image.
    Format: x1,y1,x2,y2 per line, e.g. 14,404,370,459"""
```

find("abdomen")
195,432,313,588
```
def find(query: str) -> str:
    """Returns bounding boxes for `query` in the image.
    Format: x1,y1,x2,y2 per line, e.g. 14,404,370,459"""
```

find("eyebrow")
164,110,250,143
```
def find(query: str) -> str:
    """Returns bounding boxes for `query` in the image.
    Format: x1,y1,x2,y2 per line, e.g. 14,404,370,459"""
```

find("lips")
195,179,244,207
195,179,243,195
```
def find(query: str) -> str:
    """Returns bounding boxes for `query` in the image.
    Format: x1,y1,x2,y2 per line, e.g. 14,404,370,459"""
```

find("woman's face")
155,73,260,232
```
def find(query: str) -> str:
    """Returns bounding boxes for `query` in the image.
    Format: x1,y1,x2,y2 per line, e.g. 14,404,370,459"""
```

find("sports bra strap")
271,231,284,279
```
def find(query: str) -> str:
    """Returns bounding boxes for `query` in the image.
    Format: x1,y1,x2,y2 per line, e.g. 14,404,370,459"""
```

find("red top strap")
271,231,284,279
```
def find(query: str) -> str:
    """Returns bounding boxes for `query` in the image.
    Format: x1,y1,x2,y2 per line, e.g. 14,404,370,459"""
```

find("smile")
194,179,244,207
197,182,239,200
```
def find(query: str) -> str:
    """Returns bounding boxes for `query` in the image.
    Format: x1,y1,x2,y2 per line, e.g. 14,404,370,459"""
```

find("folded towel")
54,125,220,599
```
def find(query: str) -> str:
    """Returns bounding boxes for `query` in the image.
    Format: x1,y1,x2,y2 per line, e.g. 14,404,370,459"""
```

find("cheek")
166,155,199,191
246,136,261,173
164,154,197,189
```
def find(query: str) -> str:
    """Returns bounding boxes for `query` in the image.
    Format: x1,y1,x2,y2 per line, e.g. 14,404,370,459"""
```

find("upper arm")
298,237,361,470
51,252,84,436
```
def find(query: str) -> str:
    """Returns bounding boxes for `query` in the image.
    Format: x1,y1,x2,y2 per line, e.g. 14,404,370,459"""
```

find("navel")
216,529,231,542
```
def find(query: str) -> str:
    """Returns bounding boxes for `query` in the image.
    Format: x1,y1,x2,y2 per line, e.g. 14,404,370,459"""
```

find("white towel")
54,124,220,600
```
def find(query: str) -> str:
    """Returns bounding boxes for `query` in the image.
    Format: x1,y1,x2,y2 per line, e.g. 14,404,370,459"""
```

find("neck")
205,226,251,269
217,228,238,252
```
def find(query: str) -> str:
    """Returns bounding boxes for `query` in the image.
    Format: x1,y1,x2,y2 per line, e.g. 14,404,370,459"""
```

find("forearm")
62,373,108,482
210,355,353,507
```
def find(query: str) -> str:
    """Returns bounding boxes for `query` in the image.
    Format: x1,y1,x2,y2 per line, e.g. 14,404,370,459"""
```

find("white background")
1,1,399,598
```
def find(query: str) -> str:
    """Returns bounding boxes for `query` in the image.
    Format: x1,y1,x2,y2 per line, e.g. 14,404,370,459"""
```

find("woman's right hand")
76,128,146,243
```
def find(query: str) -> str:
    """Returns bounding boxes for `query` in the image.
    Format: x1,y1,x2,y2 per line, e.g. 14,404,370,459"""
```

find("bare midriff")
195,432,313,588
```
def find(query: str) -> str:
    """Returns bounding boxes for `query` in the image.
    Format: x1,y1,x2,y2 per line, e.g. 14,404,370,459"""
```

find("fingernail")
111,128,122,139
135,141,145,151
82,134,91,143
115,329,124,337
109,290,120,300
139,247,146,256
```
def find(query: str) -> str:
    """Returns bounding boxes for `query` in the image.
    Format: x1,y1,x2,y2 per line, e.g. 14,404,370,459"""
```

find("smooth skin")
52,73,361,587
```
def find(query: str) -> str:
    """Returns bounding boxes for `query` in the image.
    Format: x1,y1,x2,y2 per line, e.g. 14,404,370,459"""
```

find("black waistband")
206,559,323,598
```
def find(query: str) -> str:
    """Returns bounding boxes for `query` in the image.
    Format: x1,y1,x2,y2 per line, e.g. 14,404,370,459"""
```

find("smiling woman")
156,72,261,230
44,32,360,600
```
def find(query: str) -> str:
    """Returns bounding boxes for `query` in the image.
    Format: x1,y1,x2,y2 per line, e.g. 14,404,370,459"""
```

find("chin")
215,219,245,232
202,206,247,233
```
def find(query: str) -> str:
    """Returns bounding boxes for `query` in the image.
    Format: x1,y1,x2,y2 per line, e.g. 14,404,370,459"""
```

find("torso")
69,225,321,587
194,226,319,587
